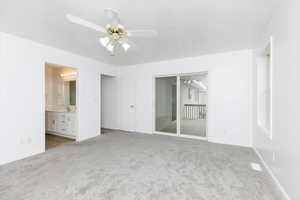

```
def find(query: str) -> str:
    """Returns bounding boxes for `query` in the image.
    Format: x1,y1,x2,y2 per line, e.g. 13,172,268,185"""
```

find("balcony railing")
184,104,206,120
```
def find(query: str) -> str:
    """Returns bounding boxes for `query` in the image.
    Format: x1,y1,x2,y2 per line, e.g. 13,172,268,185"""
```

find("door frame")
43,62,80,151
99,73,119,134
152,72,208,140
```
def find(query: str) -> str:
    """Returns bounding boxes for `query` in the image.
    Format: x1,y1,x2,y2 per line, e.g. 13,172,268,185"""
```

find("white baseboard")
101,127,119,130
0,149,45,166
253,148,291,200
118,129,153,135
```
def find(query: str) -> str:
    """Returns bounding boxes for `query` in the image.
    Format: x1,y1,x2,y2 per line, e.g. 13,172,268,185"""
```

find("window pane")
155,77,177,134
180,74,207,137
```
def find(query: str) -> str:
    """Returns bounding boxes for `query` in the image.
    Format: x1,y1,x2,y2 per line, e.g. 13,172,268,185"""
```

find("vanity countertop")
46,110,76,113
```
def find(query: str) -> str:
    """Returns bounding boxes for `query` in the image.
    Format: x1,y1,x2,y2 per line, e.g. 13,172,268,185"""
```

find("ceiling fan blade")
66,14,106,33
127,30,158,37
104,8,120,27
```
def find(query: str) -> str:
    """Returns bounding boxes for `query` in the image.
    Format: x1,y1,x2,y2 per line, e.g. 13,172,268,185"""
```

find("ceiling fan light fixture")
122,42,130,51
117,24,125,30
99,37,110,47
106,41,115,52
66,9,158,56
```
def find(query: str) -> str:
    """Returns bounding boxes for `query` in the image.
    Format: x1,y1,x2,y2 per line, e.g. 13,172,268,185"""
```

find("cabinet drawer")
58,114,66,121
46,111,76,137
58,127,68,134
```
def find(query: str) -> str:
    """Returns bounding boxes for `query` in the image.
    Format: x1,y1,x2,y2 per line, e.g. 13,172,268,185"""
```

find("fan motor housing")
107,27,126,40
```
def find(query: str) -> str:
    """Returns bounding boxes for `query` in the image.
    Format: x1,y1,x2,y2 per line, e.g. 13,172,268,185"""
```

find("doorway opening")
154,73,208,139
101,74,118,135
44,63,77,150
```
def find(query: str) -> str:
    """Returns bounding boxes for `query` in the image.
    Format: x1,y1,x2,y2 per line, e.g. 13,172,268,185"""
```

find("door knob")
130,105,134,108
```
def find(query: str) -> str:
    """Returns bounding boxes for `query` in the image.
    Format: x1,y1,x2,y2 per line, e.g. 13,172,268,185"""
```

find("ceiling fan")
66,9,158,55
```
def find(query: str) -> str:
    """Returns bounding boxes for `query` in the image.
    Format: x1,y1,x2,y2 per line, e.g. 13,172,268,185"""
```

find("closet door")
120,77,136,132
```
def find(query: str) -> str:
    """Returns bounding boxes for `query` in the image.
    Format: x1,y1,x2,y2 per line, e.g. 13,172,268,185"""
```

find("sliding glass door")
155,73,208,138
180,75,207,137
155,76,177,134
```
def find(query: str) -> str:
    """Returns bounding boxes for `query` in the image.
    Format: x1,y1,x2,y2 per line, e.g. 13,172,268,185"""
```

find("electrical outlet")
27,137,32,144
20,138,25,144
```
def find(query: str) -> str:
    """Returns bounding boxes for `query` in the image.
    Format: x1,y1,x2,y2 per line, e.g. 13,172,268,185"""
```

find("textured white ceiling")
0,0,279,66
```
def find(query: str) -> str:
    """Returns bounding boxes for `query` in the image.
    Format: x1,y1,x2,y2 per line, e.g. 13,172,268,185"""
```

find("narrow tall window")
257,38,272,138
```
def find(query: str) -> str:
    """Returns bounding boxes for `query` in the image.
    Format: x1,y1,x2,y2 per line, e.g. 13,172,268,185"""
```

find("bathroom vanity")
46,111,77,139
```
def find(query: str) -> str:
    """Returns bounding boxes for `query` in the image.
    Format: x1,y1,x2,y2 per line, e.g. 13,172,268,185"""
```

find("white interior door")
120,77,136,132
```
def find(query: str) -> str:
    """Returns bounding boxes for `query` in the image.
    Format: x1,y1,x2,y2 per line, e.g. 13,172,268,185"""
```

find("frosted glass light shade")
99,37,110,47
106,42,114,53
122,42,130,51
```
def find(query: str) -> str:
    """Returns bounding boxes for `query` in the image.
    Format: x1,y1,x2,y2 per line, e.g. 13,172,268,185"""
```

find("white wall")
101,75,118,130
0,32,118,165
253,1,300,199
118,49,253,147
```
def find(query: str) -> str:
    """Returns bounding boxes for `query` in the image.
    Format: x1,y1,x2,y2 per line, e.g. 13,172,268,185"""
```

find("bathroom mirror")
69,81,76,106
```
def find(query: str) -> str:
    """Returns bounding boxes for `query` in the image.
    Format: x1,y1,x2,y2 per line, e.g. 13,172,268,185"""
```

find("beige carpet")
0,130,283,200
160,119,206,137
